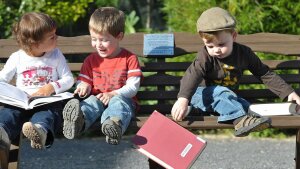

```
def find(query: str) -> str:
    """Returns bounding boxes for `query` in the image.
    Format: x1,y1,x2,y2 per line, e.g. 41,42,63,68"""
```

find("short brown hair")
199,29,235,43
89,7,125,37
12,12,56,53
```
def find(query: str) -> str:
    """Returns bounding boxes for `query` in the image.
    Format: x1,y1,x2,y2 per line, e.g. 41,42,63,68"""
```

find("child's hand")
171,97,189,121
96,92,117,106
31,84,55,97
288,91,300,105
74,82,91,98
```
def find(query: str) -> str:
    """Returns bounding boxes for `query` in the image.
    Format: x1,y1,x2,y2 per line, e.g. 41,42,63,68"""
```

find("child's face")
90,30,123,58
31,29,57,57
202,31,236,59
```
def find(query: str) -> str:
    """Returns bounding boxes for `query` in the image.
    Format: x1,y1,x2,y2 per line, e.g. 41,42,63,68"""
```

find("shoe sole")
62,99,83,139
22,122,45,149
235,117,271,137
101,120,122,145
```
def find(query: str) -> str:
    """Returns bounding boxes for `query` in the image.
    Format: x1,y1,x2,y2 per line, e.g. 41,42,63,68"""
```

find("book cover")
0,81,73,109
132,111,206,169
248,102,298,116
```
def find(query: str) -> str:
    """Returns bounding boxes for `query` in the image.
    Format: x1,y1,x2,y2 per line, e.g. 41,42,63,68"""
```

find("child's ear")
232,31,237,41
116,32,124,40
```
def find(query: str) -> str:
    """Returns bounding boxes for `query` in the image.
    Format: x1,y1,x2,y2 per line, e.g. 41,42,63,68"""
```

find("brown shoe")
234,115,271,137
101,118,122,145
22,122,47,149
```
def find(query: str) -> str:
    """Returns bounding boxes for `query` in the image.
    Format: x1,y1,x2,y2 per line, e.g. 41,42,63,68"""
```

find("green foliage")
44,0,93,26
125,11,139,34
249,128,296,139
0,0,140,38
94,0,118,7
0,0,93,38
162,0,300,34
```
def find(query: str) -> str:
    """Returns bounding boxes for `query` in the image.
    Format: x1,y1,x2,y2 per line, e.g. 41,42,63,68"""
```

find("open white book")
0,82,73,110
248,102,298,116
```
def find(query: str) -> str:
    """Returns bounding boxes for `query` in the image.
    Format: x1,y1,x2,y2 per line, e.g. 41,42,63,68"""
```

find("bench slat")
132,115,300,129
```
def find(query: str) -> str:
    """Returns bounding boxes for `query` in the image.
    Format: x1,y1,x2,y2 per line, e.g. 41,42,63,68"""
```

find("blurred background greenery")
1,0,299,138
1,0,299,38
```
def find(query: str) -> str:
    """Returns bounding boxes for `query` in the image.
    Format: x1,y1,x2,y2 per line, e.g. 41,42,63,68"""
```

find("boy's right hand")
74,82,91,98
171,97,189,121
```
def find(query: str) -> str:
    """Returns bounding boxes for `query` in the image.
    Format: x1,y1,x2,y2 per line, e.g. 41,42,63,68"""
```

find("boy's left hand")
288,91,300,105
96,91,117,106
31,84,55,97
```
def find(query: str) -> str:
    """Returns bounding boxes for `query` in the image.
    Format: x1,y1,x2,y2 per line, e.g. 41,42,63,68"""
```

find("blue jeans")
0,102,63,146
190,86,250,122
80,95,135,134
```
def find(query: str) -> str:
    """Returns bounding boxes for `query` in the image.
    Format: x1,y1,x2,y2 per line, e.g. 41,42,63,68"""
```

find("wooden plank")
137,89,275,101
141,60,300,72
2,60,300,73
1,33,300,58
237,33,300,56
141,74,300,86
240,74,300,84
132,115,300,129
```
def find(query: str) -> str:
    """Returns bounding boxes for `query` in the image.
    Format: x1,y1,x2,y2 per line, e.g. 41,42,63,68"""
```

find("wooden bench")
1,32,300,169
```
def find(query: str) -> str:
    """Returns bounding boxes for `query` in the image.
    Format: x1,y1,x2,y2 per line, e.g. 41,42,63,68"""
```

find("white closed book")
248,102,298,116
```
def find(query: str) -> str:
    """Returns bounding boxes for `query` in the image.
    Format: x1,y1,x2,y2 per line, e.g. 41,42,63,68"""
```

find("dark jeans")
0,101,65,147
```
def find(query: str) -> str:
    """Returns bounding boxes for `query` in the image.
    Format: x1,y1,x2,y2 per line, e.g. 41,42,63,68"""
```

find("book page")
28,92,74,109
0,95,27,108
0,82,29,106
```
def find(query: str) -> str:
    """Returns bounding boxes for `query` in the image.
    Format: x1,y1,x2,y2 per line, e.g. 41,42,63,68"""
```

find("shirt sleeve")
77,55,94,86
246,48,294,99
115,76,141,98
50,50,74,94
0,53,18,82
178,50,206,100
115,54,142,98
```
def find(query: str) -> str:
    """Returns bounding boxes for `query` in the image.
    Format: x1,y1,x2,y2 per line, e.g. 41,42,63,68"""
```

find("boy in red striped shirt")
62,7,142,145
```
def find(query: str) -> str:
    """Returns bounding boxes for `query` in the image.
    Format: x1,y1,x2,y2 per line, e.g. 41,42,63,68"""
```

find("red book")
132,111,206,169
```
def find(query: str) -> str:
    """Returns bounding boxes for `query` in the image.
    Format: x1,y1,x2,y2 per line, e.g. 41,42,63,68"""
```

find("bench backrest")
1,32,300,115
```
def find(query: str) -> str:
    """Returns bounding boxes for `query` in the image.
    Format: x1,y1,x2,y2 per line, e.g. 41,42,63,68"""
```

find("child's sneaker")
22,122,47,149
101,117,122,145
0,126,10,169
234,115,271,137
62,99,85,139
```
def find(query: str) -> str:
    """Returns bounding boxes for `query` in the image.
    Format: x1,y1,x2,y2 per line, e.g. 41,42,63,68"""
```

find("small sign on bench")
143,33,174,56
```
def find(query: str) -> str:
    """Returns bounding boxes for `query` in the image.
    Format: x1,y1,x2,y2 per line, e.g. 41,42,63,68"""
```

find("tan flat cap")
197,7,236,32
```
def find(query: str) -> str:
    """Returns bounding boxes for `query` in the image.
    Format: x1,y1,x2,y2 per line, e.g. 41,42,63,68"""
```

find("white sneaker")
22,122,47,149
0,126,11,169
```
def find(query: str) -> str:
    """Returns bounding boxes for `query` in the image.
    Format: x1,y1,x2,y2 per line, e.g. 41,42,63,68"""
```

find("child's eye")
219,43,225,47
206,46,213,49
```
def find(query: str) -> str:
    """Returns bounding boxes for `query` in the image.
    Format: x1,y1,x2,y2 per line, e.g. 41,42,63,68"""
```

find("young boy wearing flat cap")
171,7,300,137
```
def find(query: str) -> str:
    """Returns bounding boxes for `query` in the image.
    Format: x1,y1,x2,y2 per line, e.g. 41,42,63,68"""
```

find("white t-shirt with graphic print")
0,48,74,95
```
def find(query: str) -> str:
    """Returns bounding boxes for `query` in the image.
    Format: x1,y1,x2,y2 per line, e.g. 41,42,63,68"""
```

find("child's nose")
96,41,103,47
215,47,221,53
